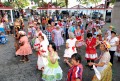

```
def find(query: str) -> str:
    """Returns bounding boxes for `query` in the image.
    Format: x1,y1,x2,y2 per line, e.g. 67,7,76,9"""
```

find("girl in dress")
36,32,49,70
52,25,64,50
16,31,32,62
63,32,77,61
42,42,63,81
85,33,98,66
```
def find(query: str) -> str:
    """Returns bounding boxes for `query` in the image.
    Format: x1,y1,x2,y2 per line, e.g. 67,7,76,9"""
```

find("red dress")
85,37,97,60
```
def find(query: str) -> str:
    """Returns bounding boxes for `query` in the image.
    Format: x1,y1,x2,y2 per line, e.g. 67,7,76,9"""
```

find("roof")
71,4,87,9
0,2,12,10
92,4,113,9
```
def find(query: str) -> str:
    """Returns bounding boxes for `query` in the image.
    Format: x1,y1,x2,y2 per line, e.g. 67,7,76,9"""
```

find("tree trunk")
111,1,120,34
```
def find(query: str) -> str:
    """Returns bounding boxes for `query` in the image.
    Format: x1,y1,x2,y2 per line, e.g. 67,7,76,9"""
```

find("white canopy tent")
0,2,13,23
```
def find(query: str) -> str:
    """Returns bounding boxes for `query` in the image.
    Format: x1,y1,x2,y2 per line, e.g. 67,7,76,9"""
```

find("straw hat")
109,25,113,28
101,41,111,50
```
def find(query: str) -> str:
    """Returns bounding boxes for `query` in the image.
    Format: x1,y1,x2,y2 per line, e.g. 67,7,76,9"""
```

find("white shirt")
107,30,111,37
108,36,119,51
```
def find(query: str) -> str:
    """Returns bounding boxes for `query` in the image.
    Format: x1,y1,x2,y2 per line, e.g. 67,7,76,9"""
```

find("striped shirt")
67,64,83,81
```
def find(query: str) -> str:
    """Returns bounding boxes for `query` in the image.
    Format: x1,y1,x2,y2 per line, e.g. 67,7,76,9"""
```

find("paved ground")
0,23,120,81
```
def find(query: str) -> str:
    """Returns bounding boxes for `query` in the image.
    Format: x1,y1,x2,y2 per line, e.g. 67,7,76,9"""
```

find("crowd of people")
0,11,120,81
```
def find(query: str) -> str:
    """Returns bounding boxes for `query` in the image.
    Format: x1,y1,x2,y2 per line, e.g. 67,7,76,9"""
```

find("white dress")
34,32,49,70
63,38,77,58
37,40,49,70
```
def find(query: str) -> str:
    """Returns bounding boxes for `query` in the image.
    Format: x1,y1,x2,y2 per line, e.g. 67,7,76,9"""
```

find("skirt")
42,66,63,81
37,56,48,70
115,52,120,57
16,43,32,56
85,53,98,60
92,63,112,81
63,48,77,58
54,37,64,46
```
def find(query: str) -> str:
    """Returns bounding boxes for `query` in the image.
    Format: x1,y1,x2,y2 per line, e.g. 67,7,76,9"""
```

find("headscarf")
19,31,26,35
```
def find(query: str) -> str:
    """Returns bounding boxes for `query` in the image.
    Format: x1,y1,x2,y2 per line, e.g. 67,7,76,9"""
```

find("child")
42,42,63,81
85,33,98,66
65,53,83,81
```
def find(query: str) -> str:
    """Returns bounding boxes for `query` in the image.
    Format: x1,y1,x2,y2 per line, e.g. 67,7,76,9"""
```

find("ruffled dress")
42,53,63,81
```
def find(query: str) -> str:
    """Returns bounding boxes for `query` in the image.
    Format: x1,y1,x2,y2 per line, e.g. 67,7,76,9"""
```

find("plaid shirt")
43,30,52,41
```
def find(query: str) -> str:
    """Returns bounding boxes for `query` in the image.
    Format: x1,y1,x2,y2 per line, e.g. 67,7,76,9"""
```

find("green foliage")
12,0,30,9
77,0,101,5
3,1,11,7
110,0,116,4
32,6,38,9
52,2,65,7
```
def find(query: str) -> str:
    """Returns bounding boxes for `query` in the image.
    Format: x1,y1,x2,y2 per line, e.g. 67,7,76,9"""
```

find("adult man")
43,24,52,43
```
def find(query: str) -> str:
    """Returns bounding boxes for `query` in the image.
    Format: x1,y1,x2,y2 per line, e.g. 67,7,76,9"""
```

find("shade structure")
0,2,13,23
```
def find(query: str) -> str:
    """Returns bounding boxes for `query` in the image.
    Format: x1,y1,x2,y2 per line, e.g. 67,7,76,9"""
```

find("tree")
3,1,11,7
11,0,29,9
52,1,66,7
32,0,44,6
65,0,68,8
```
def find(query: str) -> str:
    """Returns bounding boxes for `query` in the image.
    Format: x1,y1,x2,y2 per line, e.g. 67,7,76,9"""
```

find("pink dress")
16,36,32,56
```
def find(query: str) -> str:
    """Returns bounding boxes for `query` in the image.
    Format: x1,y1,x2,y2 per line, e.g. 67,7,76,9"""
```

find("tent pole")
10,10,13,23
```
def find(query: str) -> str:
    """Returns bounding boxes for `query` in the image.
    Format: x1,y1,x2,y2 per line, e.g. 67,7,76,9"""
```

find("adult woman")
52,25,64,50
85,33,98,65
96,25,102,41
14,19,20,31
115,35,120,61
75,25,84,49
42,42,63,81
108,31,119,64
63,32,77,61
89,41,112,81
19,16,24,30
14,27,20,51
16,31,32,62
